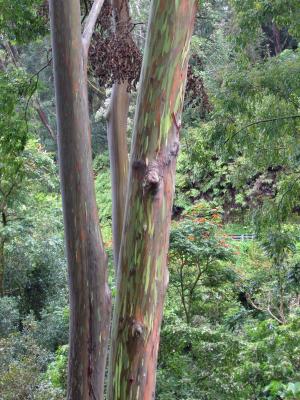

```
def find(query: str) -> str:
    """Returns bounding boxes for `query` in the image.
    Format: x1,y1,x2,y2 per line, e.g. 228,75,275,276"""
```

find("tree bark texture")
108,1,197,399
49,1,111,399
107,0,130,269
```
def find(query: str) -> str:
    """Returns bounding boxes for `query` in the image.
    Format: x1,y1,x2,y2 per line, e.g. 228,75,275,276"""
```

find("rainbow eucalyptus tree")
49,1,111,399
50,0,197,398
108,1,197,398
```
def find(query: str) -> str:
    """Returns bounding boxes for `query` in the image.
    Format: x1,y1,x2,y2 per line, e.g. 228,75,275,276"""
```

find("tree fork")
49,1,110,399
108,1,197,399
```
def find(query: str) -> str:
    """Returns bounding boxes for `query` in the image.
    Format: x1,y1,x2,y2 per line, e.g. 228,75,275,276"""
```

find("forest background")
0,0,300,399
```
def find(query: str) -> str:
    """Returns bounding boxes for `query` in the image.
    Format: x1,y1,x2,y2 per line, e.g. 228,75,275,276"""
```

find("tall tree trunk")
107,0,130,269
0,210,7,297
49,1,111,399
272,23,282,56
108,1,197,399
0,238,5,297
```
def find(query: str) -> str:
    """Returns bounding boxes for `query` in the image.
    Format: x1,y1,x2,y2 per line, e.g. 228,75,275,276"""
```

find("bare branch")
0,41,54,142
81,0,90,24
246,293,284,324
25,58,53,135
225,114,300,144
28,57,53,84
82,0,105,57
267,306,285,325
34,98,57,141
88,79,105,97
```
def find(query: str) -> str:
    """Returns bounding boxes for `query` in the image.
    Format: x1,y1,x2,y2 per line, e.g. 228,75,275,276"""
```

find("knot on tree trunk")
133,144,179,196
170,141,180,157
143,161,161,194
131,320,144,338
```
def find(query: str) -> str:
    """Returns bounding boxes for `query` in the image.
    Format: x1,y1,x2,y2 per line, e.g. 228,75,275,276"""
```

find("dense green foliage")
0,0,299,399
0,0,48,43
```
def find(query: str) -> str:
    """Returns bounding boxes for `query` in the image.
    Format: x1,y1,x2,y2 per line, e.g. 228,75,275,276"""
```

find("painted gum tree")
108,1,197,399
49,1,111,399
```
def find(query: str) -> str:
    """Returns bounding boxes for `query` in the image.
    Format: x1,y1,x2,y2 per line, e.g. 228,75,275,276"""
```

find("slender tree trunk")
49,1,111,399
108,1,197,399
107,82,129,269
272,23,281,56
0,210,7,297
0,238,5,297
107,0,130,268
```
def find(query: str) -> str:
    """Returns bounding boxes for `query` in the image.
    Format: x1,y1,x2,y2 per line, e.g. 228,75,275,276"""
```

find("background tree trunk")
272,23,282,55
49,1,111,399
0,238,5,297
107,0,130,269
108,1,197,399
0,210,7,297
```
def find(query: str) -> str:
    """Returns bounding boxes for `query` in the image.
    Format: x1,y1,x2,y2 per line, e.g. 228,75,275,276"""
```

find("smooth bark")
108,1,197,399
82,0,106,57
49,1,111,399
107,0,130,269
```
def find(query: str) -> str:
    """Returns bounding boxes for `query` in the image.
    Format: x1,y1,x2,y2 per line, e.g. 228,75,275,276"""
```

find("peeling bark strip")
49,1,111,399
108,1,197,399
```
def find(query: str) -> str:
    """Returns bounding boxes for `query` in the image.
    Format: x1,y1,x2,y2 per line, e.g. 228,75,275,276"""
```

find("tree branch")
81,0,90,24
88,79,105,97
225,114,300,144
34,98,57,141
178,258,190,323
82,0,105,57
246,293,284,324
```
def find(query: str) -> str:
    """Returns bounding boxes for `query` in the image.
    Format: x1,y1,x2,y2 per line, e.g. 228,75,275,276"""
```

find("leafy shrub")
0,296,19,337
35,304,69,352
0,319,52,400
157,318,241,400
169,201,236,323
31,382,65,400
233,315,300,399
264,381,300,399
46,345,68,390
